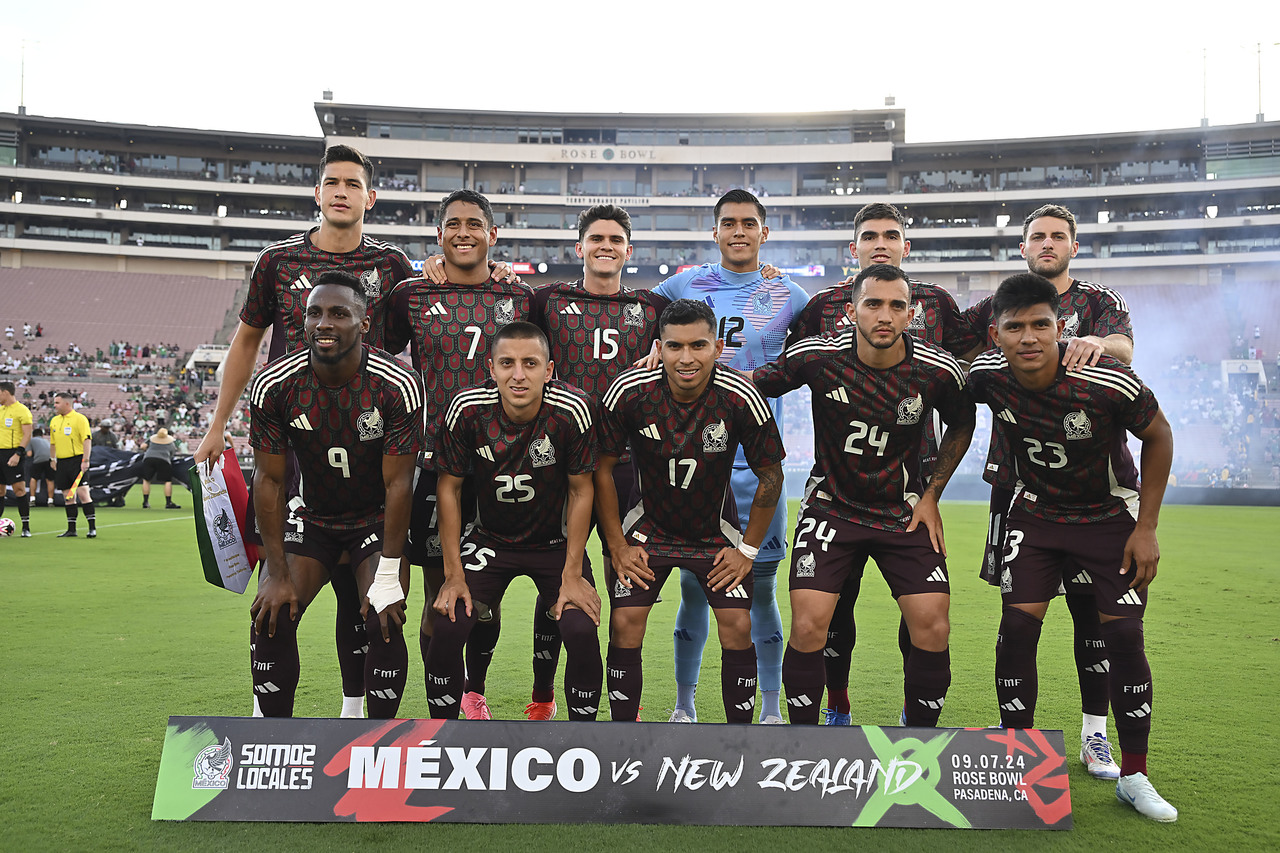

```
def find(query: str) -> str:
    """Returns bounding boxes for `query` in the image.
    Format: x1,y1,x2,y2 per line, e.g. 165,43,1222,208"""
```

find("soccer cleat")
57,530,77,538
822,708,852,726
460,692,492,720
142,501,149,509
1116,772,1178,822
86,530,97,539
524,700,557,721
1080,733,1121,780
166,501,182,509
21,528,32,538
668,708,695,723
899,706,908,726
760,715,786,725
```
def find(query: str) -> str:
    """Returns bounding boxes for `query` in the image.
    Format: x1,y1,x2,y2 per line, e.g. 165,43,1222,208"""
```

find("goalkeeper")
247,271,424,718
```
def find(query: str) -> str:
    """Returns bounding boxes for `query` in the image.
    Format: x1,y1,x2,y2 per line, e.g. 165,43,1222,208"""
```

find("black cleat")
86,530,98,539
58,530,78,538
165,502,182,509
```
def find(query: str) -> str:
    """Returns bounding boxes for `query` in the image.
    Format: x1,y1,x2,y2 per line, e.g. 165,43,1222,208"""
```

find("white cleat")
759,715,786,725
1080,733,1121,780
668,708,696,723
1116,773,1178,822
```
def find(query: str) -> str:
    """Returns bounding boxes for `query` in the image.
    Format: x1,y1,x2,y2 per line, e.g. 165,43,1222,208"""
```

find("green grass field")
5,498,1278,851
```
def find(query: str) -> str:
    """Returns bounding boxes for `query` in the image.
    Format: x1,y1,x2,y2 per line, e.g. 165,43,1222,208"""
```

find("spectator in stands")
92,418,119,449
139,427,181,509
4,325,13,342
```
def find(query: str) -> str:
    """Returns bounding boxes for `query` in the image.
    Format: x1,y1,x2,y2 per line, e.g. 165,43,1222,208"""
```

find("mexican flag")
189,448,259,593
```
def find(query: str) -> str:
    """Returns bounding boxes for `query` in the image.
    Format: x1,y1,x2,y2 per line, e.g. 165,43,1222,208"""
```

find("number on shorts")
1023,437,1067,469
1003,528,1025,563
795,515,836,552
668,458,697,489
327,447,350,478
286,495,305,534
463,324,483,360
461,542,497,572
495,473,535,503
843,420,889,457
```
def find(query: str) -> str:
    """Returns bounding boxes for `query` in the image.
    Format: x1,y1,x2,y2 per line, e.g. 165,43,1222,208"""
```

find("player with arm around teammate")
967,273,1176,822
248,271,423,719
426,322,603,720
595,298,786,724
754,264,975,726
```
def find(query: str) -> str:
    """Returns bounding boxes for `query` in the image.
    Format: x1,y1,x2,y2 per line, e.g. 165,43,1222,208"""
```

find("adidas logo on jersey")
290,275,311,291
925,567,948,584
723,585,749,600
826,387,850,405
997,409,1018,424
360,533,379,550
560,303,583,315
428,302,449,317
290,413,314,431
476,446,495,461
1116,589,1143,606
1000,698,1027,712
638,424,662,441
763,535,783,551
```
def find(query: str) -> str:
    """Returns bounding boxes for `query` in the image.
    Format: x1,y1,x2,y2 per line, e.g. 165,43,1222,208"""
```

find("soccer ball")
0,517,15,537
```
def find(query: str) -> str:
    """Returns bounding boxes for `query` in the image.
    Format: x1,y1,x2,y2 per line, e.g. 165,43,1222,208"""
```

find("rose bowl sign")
153,717,1071,828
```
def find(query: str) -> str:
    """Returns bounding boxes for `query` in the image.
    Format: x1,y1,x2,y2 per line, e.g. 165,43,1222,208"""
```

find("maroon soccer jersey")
963,279,1134,489
967,344,1159,524
436,378,597,550
249,345,424,530
754,331,974,531
597,364,784,560
383,277,535,461
240,229,415,360
531,281,667,403
793,278,975,355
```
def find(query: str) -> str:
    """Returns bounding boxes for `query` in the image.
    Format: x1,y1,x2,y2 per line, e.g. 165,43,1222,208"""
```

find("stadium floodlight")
12,191,20,204
1206,205,1218,219
216,204,227,218
1097,210,1110,224
996,214,1010,228
118,199,127,210
538,262,548,273
659,264,669,275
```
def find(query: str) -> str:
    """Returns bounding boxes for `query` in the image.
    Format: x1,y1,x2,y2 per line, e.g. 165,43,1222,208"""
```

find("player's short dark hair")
850,263,910,303
577,204,632,241
659,298,717,337
55,391,75,401
713,188,766,224
311,269,368,312
853,202,907,235
991,273,1060,322
439,189,495,230
1022,204,1077,241
492,321,550,360
319,144,373,188
0,380,14,395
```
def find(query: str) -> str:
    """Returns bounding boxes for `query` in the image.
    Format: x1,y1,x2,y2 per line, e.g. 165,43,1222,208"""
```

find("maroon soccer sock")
559,609,602,721
363,610,408,719
252,604,301,717
1101,617,1152,756
903,646,951,726
531,593,563,698
898,616,913,675
783,644,826,725
606,644,643,722
721,646,759,724
463,607,501,696
331,570,369,699
1066,592,1110,717
995,607,1042,729
425,601,475,719
823,593,855,705
1120,752,1148,778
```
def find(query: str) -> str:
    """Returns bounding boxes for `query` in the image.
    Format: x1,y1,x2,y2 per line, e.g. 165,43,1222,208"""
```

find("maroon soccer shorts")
607,552,754,610
1000,508,1147,617
458,543,595,609
284,518,384,574
788,505,949,598
408,467,477,568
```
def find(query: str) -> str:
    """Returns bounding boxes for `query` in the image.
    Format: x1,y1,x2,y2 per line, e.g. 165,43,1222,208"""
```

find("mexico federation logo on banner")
212,508,237,549
193,738,233,789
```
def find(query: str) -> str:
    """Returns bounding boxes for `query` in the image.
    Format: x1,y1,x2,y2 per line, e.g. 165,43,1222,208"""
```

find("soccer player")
248,271,423,719
754,264,975,727
384,189,535,719
792,202,975,726
49,392,96,538
653,189,808,724
427,322,602,720
523,204,667,720
1,381,34,536
193,144,415,718
967,273,1176,822
596,298,785,723
962,204,1134,778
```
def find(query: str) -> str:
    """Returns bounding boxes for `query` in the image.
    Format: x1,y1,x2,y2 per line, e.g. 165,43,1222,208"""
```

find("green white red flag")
189,447,258,593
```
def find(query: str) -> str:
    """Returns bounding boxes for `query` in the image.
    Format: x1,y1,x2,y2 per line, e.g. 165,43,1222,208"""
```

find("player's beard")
311,337,359,365
857,325,902,350
1028,253,1071,279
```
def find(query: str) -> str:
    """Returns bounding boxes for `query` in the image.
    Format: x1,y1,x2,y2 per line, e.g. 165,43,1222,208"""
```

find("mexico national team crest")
897,394,924,425
193,738,233,790
752,289,772,316
795,552,816,578
908,301,926,329
1063,411,1092,440
623,302,644,327
702,420,729,453
212,508,237,549
495,298,515,325
1060,312,1081,339
357,408,385,441
359,269,381,298
529,434,557,468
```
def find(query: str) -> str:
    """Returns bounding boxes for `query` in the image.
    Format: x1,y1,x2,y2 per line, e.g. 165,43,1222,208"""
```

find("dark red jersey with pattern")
967,343,1158,525
248,345,423,530
383,277,534,462
963,279,1134,489
755,331,974,531
531,281,668,403
792,278,974,355
598,365,784,560
240,229,415,360
437,378,596,550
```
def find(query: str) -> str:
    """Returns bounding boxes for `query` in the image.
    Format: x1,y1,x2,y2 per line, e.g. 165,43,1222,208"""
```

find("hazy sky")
4,2,1278,142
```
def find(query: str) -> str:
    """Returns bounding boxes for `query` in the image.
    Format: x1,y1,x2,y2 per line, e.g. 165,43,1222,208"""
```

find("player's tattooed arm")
433,472,473,621
908,415,976,555
249,449,299,638
1122,408,1173,591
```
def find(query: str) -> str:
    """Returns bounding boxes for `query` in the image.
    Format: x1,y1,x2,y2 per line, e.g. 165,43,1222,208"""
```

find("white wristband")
738,542,760,561
366,555,405,614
